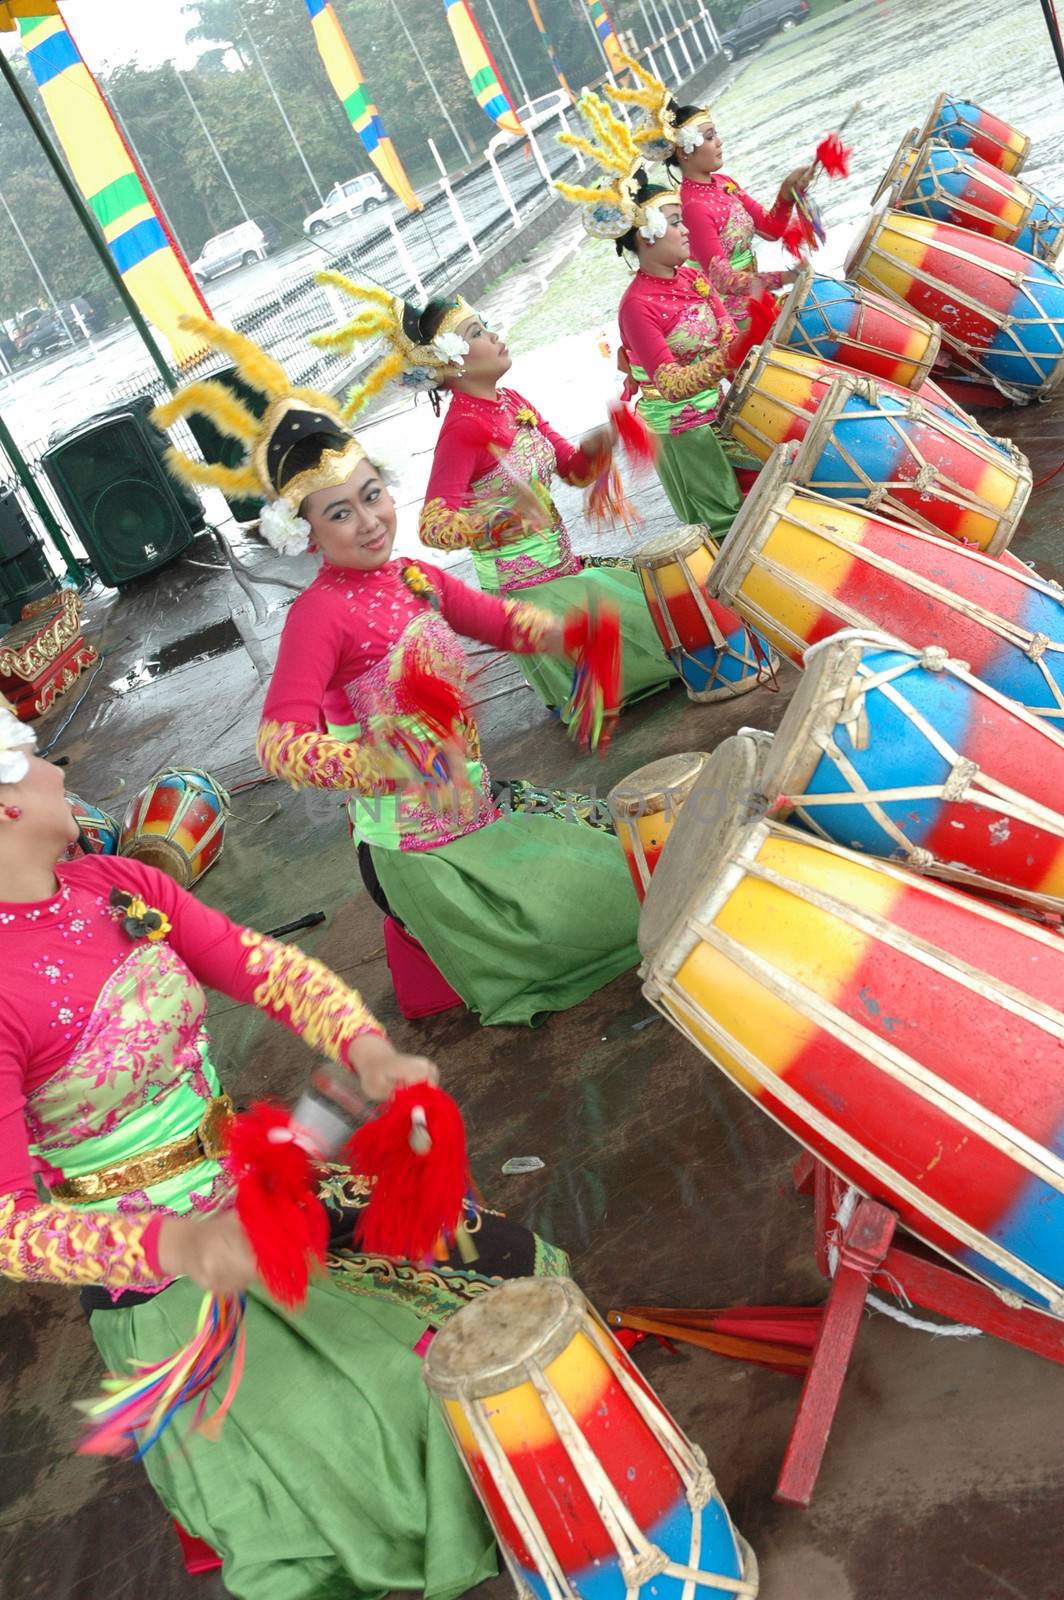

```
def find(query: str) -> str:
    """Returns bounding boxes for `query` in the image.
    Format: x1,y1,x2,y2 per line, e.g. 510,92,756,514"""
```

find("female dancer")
0,714,565,1600
606,55,809,325
311,276,680,714
154,321,641,1027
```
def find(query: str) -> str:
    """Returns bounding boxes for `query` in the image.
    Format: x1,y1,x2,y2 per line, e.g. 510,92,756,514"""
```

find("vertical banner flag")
527,0,573,97
17,13,210,367
443,0,524,136
587,0,626,75
303,0,421,212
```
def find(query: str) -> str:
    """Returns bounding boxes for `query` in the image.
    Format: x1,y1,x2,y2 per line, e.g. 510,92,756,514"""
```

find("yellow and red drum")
846,207,1064,400
885,140,1064,265
917,93,1030,176
632,525,776,701
67,793,120,855
639,733,1064,1315
709,444,1064,723
756,629,1064,913
119,768,230,887
608,752,710,901
772,265,941,389
423,1276,758,1600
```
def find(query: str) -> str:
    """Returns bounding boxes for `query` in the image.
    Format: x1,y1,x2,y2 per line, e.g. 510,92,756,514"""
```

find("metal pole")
1038,0,1064,87
385,212,427,299
428,137,481,263
634,0,658,48
0,187,77,352
173,67,251,225
700,6,721,53
0,49,175,393
0,415,85,582
673,23,695,76
387,0,472,165
579,0,612,76
481,0,532,108
486,148,521,228
109,96,189,259
236,2,325,204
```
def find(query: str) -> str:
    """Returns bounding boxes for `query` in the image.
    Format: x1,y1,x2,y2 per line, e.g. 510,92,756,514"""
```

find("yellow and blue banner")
587,0,626,75
18,13,209,366
527,0,572,97
303,0,420,212
443,0,523,137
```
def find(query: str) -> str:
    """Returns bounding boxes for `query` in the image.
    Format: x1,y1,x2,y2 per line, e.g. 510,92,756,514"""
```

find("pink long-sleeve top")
617,266,736,425
0,854,382,1289
681,173,793,320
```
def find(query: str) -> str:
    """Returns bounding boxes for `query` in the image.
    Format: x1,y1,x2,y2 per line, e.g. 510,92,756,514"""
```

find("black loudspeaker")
0,488,57,625
183,364,267,525
41,396,204,588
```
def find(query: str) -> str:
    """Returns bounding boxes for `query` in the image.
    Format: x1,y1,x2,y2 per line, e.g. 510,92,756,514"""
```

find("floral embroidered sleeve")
256,718,393,793
620,284,728,402
418,497,489,552
652,352,728,401
0,1192,163,1287
420,410,497,550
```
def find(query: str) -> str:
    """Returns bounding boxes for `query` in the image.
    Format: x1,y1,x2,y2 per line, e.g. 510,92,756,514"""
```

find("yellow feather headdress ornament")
311,273,478,419
602,50,710,163
555,92,680,240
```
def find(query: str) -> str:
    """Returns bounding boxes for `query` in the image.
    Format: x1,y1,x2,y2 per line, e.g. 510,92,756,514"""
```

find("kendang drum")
423,1276,759,1600
785,372,1031,555
608,751,710,901
846,207,1064,400
888,140,1064,266
917,93,1030,175
771,266,941,389
119,768,230,887
67,793,120,855
709,444,1064,723
756,629,1064,913
638,734,1064,1314
632,525,776,702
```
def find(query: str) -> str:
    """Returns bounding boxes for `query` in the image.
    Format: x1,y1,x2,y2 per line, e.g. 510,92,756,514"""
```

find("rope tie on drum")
829,1188,982,1339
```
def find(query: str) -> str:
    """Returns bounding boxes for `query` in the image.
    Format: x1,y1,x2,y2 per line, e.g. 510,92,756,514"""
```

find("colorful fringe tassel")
562,599,622,753
346,1083,472,1260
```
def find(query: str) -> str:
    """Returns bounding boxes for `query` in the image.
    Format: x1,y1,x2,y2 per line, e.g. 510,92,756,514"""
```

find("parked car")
14,304,90,361
190,220,270,286
487,89,571,157
303,174,388,236
719,0,810,59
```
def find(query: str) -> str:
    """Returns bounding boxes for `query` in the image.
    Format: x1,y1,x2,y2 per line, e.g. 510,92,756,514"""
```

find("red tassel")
815,131,852,178
395,638,471,745
225,1103,328,1309
345,1083,470,1260
562,599,622,753
608,398,657,469
781,209,819,260
725,289,782,373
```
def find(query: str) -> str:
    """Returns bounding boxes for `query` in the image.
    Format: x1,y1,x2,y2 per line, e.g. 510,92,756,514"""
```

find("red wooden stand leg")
774,1198,896,1508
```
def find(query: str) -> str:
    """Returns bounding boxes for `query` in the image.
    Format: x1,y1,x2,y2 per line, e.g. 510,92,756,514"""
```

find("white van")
303,174,389,235
190,220,269,286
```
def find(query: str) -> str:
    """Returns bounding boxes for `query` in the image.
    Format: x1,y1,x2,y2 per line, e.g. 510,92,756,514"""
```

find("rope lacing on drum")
907,847,935,870
1028,631,1050,660
942,758,978,801
914,464,938,491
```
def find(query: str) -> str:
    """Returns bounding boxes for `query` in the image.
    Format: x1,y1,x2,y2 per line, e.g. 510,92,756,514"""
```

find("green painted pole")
0,412,84,582
0,48,176,394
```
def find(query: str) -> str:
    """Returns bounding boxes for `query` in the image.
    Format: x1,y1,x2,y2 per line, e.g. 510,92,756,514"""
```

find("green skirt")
372,807,641,1026
507,560,677,710
653,421,743,534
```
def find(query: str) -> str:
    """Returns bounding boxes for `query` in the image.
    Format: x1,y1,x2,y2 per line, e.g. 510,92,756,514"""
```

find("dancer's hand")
158,1209,257,1295
351,1034,439,1101
579,423,615,464
781,164,815,196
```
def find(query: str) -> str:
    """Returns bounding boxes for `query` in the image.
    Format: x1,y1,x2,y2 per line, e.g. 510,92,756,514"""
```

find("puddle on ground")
108,616,245,695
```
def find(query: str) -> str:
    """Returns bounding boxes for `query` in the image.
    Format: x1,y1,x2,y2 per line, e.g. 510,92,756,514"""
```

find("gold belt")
50,1095,234,1204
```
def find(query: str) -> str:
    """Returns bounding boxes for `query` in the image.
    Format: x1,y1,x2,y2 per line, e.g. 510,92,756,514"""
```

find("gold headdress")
603,50,710,163
311,275,479,419
555,91,680,240
151,316,367,554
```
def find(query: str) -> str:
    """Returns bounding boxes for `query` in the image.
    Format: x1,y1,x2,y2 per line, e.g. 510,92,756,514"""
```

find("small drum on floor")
846,206,1064,400
709,443,1064,723
638,733,1064,1315
632,525,776,702
772,265,941,389
423,1275,759,1600
67,793,120,855
785,371,1030,554
119,768,230,887
917,92,1030,175
886,139,1064,266
757,629,1064,913
608,751,710,900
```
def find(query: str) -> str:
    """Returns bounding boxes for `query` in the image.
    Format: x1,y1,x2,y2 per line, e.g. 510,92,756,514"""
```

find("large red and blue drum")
916,93,1030,176
771,266,942,389
423,1276,758,1600
639,734,1064,1314
67,793,120,855
887,140,1064,266
757,629,1064,912
710,445,1064,723
119,768,230,887
846,207,1064,400
632,525,776,702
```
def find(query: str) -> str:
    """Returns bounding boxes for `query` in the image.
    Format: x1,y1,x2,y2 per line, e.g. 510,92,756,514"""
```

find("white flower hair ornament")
637,205,669,243
0,708,36,784
677,123,706,156
431,329,469,368
259,497,312,557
